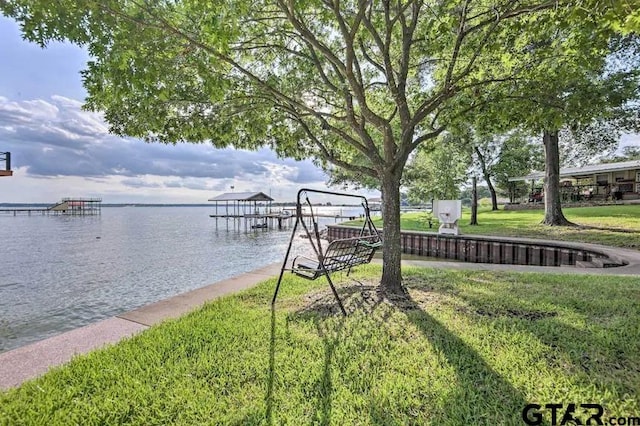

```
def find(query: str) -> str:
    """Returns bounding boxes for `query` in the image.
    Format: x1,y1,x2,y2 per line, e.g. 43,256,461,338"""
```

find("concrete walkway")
2,239,640,390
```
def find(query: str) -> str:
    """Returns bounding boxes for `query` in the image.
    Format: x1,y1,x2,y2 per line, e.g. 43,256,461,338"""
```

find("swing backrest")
323,234,381,270
292,234,381,280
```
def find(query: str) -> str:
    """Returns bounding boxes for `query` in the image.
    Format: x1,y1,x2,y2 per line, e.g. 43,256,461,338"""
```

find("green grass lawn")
2,266,639,425
367,205,640,249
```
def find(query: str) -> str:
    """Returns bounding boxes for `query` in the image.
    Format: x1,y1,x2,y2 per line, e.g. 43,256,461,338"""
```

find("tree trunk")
470,176,478,225
542,129,573,226
488,181,498,211
474,146,498,210
380,172,404,294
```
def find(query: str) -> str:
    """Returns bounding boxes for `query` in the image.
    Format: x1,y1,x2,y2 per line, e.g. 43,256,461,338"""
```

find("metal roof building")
509,159,640,202
509,160,640,182
0,152,12,177
208,192,274,202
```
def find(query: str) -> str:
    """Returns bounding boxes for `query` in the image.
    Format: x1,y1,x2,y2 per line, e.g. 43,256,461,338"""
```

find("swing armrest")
357,239,382,249
292,255,320,271
292,254,348,273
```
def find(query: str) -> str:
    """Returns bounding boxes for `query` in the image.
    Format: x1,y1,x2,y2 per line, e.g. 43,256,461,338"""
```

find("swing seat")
272,188,382,316
291,235,382,280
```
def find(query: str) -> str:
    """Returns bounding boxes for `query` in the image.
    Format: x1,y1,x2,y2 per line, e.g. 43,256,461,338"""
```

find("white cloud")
620,134,640,149
0,17,377,204
0,95,366,204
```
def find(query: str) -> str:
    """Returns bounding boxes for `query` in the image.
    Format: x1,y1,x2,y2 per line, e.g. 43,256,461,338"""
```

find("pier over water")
208,191,361,231
0,198,102,216
208,191,292,230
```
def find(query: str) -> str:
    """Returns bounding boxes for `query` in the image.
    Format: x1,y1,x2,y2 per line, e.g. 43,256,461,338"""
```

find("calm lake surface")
0,206,355,353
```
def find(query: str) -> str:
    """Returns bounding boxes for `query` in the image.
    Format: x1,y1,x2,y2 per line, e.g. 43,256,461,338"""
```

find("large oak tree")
460,7,640,225
2,0,612,292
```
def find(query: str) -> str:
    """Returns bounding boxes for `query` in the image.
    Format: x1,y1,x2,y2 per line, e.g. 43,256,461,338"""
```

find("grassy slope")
2,266,639,425
369,205,640,249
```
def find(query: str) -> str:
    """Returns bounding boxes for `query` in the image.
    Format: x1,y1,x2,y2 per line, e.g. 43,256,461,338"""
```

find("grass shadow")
444,283,639,396
575,224,640,234
268,300,349,426
385,289,530,425
297,280,531,424
265,307,276,425
294,281,383,318
311,318,340,426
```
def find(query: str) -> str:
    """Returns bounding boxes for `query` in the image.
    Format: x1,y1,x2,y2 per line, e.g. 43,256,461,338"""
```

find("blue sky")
0,16,345,204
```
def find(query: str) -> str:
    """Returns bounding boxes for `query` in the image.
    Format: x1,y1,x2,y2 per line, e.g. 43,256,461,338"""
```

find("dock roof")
509,159,640,182
208,192,274,202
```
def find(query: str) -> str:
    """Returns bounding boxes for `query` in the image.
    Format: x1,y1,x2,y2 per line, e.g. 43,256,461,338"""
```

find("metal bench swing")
271,188,382,315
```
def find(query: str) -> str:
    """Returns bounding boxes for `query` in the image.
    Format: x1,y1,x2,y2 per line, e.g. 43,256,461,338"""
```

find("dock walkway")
0,208,50,216
0,198,102,216
209,212,361,230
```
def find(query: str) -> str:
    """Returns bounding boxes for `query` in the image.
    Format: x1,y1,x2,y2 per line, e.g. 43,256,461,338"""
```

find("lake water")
0,206,356,353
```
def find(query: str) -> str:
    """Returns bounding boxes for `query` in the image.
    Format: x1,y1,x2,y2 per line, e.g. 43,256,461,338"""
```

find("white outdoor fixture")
433,200,462,235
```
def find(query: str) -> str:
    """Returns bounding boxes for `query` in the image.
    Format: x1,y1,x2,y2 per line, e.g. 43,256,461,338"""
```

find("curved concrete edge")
0,262,281,391
395,258,638,275
389,236,640,275
332,224,640,274
459,236,640,275
461,232,639,270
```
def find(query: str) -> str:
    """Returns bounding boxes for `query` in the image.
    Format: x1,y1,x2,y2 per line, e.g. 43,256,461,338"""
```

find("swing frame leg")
271,268,287,307
325,273,347,316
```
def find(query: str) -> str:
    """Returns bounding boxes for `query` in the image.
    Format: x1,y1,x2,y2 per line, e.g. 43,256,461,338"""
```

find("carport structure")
509,160,640,205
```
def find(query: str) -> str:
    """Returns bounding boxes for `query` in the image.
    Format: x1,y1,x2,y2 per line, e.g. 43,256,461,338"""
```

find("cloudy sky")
0,16,366,204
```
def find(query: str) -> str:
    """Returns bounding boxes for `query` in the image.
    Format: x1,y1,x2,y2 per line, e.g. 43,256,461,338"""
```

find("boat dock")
0,198,102,216
209,211,295,230
0,208,50,216
207,191,361,231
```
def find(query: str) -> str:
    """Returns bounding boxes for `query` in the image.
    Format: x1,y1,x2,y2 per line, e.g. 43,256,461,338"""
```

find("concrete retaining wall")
327,226,624,267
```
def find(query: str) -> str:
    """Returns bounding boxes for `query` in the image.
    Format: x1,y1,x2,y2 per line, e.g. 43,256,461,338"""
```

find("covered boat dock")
208,191,293,230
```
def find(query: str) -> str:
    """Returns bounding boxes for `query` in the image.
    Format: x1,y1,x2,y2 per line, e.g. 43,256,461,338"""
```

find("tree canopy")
2,0,634,290
448,4,640,223
404,133,471,203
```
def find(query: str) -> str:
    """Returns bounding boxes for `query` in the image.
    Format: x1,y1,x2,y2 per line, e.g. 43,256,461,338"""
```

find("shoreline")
3,241,640,390
0,263,281,390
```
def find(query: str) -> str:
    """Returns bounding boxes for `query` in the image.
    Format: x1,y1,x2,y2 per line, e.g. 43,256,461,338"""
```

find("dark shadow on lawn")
312,319,340,426
295,281,385,318
265,307,276,425
446,286,637,396
294,305,351,426
266,302,346,426
385,289,530,425
575,224,640,234
294,283,530,424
